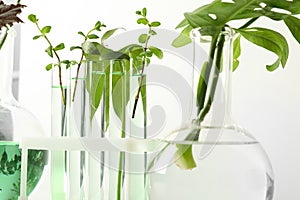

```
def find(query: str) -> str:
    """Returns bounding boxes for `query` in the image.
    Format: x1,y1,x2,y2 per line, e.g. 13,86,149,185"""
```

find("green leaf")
236,27,289,71
127,46,144,58
266,58,281,72
28,14,38,23
45,63,52,71
111,60,128,120
89,61,107,120
137,18,149,25
70,46,82,51
263,0,300,15
175,145,196,170
172,25,193,47
101,28,125,44
233,35,241,71
83,41,130,61
150,21,161,27
53,43,65,51
149,30,157,35
142,7,147,17
87,34,99,39
149,46,163,59
184,0,261,28
45,46,53,58
138,34,148,44
136,10,142,15
33,35,42,40
78,31,85,37
94,21,102,30
284,15,300,45
41,26,51,34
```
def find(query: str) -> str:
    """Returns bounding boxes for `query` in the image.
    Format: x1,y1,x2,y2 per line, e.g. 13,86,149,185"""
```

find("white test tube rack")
18,137,164,200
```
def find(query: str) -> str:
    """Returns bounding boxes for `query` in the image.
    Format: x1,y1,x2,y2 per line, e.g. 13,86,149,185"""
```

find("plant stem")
71,28,95,102
198,33,225,122
238,17,259,29
34,22,66,105
116,75,126,200
132,27,152,118
196,34,219,116
0,28,8,51
71,52,84,102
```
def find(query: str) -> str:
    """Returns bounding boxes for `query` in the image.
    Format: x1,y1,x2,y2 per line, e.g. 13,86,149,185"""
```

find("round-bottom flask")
0,28,47,199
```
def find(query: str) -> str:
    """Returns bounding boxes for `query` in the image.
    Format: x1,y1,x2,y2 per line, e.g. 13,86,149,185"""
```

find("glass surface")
148,125,274,200
148,28,274,200
0,142,47,200
0,28,47,199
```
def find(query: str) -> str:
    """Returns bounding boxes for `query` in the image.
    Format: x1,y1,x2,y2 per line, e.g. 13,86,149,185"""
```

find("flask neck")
197,29,235,127
0,28,15,101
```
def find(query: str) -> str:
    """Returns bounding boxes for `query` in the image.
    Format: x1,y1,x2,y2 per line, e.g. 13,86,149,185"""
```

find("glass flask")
147,28,274,200
0,28,47,199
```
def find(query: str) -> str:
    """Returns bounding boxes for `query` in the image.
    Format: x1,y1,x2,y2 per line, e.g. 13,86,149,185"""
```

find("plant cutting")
147,1,300,200
83,7,163,200
28,13,128,200
169,0,300,170
144,1,300,199
28,7,163,200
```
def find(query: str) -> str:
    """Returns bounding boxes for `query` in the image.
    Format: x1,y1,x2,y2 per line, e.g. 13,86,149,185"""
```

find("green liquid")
0,141,47,200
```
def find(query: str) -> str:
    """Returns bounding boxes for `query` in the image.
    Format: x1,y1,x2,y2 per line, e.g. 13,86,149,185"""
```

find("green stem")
71,28,97,102
116,75,126,200
198,33,226,122
34,22,66,105
117,152,124,200
0,28,8,51
196,34,219,116
238,17,259,29
132,26,152,118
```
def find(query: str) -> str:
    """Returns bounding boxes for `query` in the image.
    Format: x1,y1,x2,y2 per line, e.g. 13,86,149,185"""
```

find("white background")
17,0,300,199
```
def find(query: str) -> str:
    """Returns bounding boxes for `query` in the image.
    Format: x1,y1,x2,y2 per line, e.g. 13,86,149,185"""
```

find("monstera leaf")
0,1,25,29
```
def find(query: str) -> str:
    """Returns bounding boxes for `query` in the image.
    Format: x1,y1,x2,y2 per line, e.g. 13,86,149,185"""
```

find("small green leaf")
78,31,85,37
45,46,53,58
70,46,82,51
45,63,52,71
233,35,241,71
137,18,149,25
236,27,289,70
136,10,142,15
94,21,101,30
28,14,38,23
138,34,148,44
53,43,65,51
128,47,144,58
142,7,147,17
149,30,157,35
101,28,125,44
33,35,42,40
41,26,51,34
87,34,99,39
145,50,153,57
266,58,281,72
150,21,161,27
149,46,163,59
284,15,300,45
